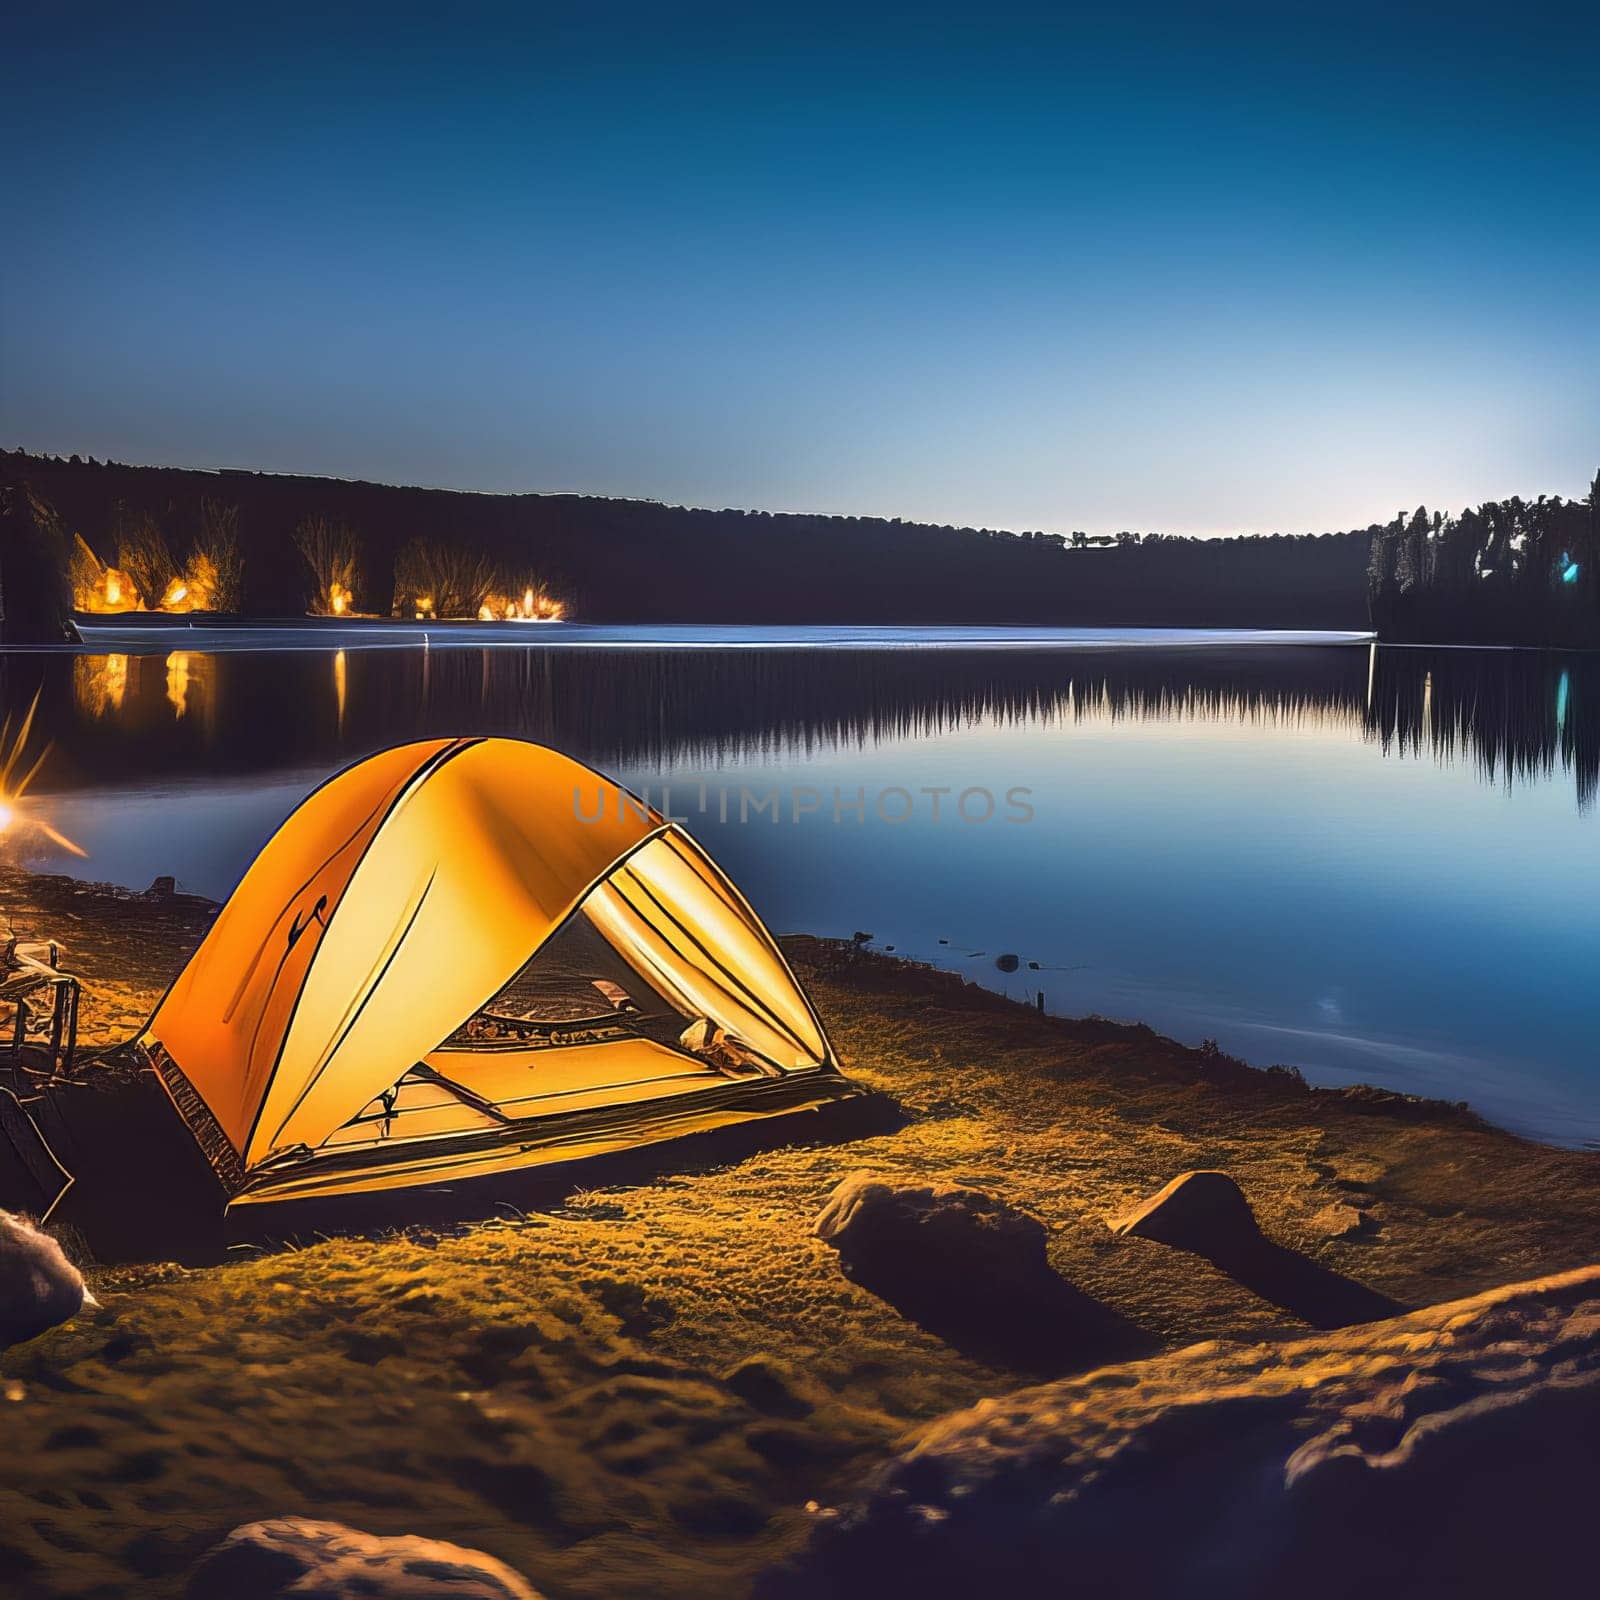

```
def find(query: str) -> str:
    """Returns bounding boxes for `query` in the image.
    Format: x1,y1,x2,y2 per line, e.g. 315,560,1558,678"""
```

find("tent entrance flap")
317,831,832,1156
438,835,828,1071
581,828,828,1072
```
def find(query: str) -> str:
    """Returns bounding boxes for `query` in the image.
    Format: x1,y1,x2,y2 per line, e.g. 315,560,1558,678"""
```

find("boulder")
0,1209,98,1348
1108,1168,1261,1254
1109,1171,1397,1328
760,1263,1600,1600
187,1518,544,1599
814,1171,1051,1298
815,1173,1151,1373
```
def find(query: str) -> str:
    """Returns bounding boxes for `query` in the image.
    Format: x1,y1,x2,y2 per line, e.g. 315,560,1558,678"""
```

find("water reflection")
0,644,1591,808
3,640,1595,1143
333,649,347,735
1365,647,1598,807
72,652,127,718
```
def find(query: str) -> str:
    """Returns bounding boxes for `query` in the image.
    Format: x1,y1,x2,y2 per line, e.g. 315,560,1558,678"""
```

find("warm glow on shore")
73,532,216,614
75,561,136,613
476,584,566,622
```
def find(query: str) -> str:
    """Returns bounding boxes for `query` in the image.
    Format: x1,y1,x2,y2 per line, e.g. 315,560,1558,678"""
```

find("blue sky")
3,2,1596,534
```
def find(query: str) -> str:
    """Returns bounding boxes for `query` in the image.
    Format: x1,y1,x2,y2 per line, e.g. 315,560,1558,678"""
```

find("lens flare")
0,690,86,858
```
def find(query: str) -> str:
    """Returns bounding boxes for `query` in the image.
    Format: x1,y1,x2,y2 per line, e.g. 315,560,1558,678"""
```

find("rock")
994,953,1020,973
1332,1083,1471,1123
146,875,176,899
1110,1173,1397,1328
816,1174,1150,1373
1108,1169,1261,1254
762,1264,1600,1600
0,1210,98,1348
1113,1171,1401,1331
814,1171,1051,1298
187,1518,544,1599
1309,1202,1372,1240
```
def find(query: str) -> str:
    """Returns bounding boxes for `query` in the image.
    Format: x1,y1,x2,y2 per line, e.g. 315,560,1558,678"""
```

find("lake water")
2,631,1596,1146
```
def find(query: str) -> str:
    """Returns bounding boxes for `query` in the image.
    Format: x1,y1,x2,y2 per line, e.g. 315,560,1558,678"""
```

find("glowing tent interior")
135,737,859,1209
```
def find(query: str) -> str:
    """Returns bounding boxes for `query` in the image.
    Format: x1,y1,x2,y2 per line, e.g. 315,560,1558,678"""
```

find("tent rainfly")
137,737,859,1209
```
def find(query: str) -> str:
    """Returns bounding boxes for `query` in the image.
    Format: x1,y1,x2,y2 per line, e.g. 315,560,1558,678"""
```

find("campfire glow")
0,691,86,860
72,530,217,614
73,554,137,614
162,572,215,612
475,585,566,622
329,582,352,616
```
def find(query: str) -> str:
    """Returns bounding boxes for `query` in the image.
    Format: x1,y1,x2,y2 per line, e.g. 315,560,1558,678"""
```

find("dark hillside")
0,451,1371,629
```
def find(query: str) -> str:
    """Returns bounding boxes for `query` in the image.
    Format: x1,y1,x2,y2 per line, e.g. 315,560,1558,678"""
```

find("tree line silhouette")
2,450,1368,636
1367,472,1599,647
4,451,1595,642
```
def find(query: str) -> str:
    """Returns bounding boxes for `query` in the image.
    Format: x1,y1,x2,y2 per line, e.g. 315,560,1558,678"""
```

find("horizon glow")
2,2,1597,538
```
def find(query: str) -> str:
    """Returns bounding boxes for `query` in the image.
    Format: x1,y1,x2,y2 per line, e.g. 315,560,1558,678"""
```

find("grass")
2,872,1597,1599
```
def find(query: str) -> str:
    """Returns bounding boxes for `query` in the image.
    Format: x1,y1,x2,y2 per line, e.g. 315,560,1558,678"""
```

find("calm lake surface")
2,630,1596,1146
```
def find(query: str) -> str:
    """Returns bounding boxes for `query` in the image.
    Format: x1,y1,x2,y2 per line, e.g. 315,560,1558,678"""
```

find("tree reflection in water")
3,642,1592,812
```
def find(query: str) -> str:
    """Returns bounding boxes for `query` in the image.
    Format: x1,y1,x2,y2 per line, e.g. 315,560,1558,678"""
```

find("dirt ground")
2,868,1597,1599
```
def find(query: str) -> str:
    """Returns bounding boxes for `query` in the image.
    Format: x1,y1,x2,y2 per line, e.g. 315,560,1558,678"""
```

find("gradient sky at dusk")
3,2,1596,535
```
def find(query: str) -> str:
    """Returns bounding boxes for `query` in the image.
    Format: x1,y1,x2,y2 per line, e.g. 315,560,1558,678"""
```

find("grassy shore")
2,867,1597,1598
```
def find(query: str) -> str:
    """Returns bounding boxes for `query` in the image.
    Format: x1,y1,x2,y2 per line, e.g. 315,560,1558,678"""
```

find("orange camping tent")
137,737,858,1209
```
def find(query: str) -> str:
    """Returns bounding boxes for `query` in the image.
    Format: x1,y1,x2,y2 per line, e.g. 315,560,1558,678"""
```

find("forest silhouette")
1368,473,1600,648
4,452,1595,645
3,451,1368,633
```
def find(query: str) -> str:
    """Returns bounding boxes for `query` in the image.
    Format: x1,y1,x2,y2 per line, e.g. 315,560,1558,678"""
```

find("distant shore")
18,617,1379,655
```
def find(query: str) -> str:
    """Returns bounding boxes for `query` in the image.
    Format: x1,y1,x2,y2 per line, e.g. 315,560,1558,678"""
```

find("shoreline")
0,863,1573,1150
11,620,1379,656
1,861,1588,1223
2,865,1597,1598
